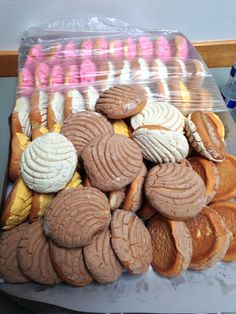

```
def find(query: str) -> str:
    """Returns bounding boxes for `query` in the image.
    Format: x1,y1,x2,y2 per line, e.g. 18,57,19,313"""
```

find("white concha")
131,101,185,132
21,132,77,193
132,127,189,163
14,96,31,137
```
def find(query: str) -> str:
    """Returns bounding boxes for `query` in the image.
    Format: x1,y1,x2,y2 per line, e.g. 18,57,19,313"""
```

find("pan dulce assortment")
1,28,236,286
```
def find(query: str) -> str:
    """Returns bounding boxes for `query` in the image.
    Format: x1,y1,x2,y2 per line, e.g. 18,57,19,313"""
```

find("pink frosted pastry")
47,44,63,65
35,63,50,89
64,64,85,118
109,39,123,59
155,36,171,60
64,41,77,63
18,67,34,97
80,59,97,84
25,44,44,68
80,39,93,57
123,38,136,60
137,36,153,60
174,34,189,59
94,37,109,59
47,64,64,129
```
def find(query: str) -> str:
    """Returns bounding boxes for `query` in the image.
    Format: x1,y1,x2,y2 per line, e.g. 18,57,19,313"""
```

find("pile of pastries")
1,83,236,286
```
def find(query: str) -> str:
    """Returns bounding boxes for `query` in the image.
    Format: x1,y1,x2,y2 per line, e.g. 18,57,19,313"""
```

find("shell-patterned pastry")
11,97,31,137
132,126,189,163
1,178,32,230
21,133,77,193
131,101,185,132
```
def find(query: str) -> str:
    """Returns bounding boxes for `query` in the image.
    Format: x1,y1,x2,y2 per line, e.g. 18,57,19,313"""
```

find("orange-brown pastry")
138,203,157,221
96,85,147,119
109,188,126,211
11,96,31,137
123,163,147,212
147,215,192,277
64,171,82,189
1,178,33,230
29,192,54,223
189,156,219,204
30,90,48,129
186,111,225,162
185,206,230,270
213,153,236,201
210,201,236,262
8,132,30,181
112,119,129,137
83,175,92,187
206,112,225,141
31,126,49,140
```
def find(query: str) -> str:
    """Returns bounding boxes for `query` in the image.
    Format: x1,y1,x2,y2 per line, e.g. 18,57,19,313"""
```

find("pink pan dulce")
19,67,34,96
65,64,79,85
80,59,97,84
64,41,77,60
47,44,63,65
155,37,171,60
81,39,93,57
124,38,136,59
138,37,153,60
175,35,189,59
95,38,109,59
110,39,123,59
31,44,44,61
50,64,64,92
35,62,50,88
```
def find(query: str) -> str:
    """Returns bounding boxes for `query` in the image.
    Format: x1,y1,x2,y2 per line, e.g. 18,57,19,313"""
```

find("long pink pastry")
155,37,171,60
123,38,136,60
175,35,189,59
47,44,63,65
94,37,109,59
109,39,123,59
81,39,93,57
64,41,77,63
138,36,153,60
80,59,97,84
18,67,34,97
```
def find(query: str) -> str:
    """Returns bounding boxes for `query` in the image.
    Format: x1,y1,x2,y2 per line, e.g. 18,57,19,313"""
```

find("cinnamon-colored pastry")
109,188,126,211
112,119,129,137
111,210,152,274
49,241,93,286
185,111,225,162
61,111,113,157
96,85,146,119
30,90,48,128
147,215,192,277
44,187,111,248
47,93,64,130
145,163,206,220
138,203,157,221
206,112,225,141
31,126,49,140
210,201,236,262
83,229,122,283
185,206,230,270
123,163,147,212
179,159,192,168
11,96,31,137
82,134,143,191
189,156,219,204
212,153,236,201
1,178,32,230
29,192,54,223
8,132,30,181
0,224,29,283
18,221,60,284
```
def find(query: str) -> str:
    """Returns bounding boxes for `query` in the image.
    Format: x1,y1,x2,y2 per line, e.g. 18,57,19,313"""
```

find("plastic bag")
13,17,226,138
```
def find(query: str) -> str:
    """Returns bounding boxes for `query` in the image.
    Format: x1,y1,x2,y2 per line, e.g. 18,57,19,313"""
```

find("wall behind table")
0,0,236,49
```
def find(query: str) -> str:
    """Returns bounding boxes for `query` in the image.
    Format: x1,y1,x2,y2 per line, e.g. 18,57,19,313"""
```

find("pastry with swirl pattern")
145,163,206,220
61,111,113,157
131,101,185,132
21,132,77,193
44,187,111,248
83,229,122,284
82,134,143,191
111,210,152,274
18,221,60,285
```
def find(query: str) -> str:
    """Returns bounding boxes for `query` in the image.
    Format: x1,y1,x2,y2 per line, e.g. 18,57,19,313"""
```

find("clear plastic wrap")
14,17,226,138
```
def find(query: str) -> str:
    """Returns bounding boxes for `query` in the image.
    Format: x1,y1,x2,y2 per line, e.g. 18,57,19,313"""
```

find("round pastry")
83,229,122,284
132,125,189,164
145,163,206,220
29,192,54,223
18,221,60,284
123,163,147,212
210,201,236,262
213,153,236,201
131,100,185,132
82,134,143,191
185,206,230,270
179,159,192,168
30,90,48,128
130,58,150,81
155,36,171,60
49,241,93,286
150,58,168,80
82,85,100,111
8,132,31,182
0,224,29,283
109,188,126,211
206,112,225,141
111,210,152,274
112,119,129,137
1,178,32,230
186,111,225,162
44,187,111,248
96,85,146,119
138,203,157,221
61,111,113,157
11,96,31,137
21,132,77,193
189,156,219,204
147,215,192,277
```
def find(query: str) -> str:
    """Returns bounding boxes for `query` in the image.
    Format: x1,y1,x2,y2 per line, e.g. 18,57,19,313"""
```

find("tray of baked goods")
1,18,236,313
